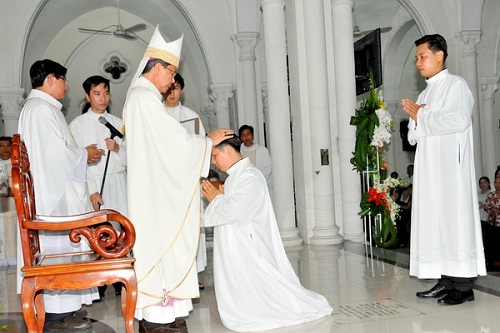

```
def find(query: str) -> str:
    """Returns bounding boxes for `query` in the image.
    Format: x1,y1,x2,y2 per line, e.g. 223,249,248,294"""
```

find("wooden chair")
11,134,137,333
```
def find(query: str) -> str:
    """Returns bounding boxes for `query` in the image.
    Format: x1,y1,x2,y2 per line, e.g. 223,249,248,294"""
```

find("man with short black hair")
201,136,332,331
402,34,486,305
18,59,104,330
238,124,272,195
0,136,12,194
163,73,205,136
70,75,127,299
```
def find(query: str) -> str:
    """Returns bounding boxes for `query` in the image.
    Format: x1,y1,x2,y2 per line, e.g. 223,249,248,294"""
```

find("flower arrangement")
359,176,400,248
350,74,391,173
350,72,399,248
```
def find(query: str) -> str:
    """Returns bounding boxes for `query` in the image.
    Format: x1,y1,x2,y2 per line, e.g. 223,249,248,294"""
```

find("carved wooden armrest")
23,209,135,259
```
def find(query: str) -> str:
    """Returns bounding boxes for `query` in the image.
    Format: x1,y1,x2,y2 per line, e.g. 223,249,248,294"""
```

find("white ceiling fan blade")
124,23,146,33
114,32,137,39
78,27,114,35
78,0,142,39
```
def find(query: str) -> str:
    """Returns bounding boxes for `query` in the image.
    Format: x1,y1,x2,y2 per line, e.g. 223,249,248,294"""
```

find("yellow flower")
380,101,386,109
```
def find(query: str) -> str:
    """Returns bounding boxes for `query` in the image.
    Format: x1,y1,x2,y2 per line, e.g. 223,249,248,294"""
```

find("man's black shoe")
416,283,450,298
44,316,92,331
438,289,474,305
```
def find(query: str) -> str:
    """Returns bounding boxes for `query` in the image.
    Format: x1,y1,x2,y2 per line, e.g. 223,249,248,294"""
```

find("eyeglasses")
54,75,69,84
166,67,177,78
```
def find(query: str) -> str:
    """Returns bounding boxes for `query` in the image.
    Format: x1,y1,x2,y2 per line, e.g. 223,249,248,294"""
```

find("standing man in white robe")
238,125,273,196
18,59,104,330
123,26,232,333
402,34,486,305
201,136,332,332
163,73,205,136
69,75,127,299
0,136,12,194
163,73,207,288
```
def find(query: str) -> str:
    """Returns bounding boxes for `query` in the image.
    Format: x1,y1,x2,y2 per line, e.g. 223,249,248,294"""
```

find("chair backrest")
11,134,40,268
12,134,136,268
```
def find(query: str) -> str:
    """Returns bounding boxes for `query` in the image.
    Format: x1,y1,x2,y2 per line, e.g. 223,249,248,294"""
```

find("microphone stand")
98,133,117,209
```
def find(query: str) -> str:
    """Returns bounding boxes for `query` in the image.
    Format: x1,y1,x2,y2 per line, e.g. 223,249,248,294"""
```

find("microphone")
98,116,124,139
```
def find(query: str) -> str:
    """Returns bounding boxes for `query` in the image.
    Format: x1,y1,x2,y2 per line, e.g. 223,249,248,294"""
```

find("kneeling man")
201,135,332,332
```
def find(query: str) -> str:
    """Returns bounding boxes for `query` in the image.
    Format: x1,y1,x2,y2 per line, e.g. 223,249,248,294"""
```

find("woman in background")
482,177,500,271
478,177,492,223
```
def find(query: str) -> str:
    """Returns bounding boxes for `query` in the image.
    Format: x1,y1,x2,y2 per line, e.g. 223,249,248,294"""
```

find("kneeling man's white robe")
204,158,332,332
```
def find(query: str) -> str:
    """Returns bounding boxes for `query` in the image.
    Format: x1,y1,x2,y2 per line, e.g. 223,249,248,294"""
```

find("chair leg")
121,275,138,333
21,279,41,333
35,292,45,333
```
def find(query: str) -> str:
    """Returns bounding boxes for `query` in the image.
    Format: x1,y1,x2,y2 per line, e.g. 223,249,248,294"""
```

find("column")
457,31,483,178
481,76,499,176
261,0,302,246
304,0,342,245
0,88,24,136
331,0,363,242
209,84,234,129
200,106,217,133
231,32,260,139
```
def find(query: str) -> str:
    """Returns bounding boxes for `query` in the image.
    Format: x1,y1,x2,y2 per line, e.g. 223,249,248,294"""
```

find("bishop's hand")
208,128,235,146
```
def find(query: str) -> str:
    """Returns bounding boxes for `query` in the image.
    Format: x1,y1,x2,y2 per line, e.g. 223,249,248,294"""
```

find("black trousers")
439,275,477,292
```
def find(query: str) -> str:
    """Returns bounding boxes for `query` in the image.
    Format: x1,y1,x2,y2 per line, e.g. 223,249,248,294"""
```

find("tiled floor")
1,241,500,332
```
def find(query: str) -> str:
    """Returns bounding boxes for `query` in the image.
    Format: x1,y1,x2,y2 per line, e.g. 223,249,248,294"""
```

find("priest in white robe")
402,34,486,305
0,136,12,194
69,75,127,216
201,136,332,332
18,59,104,330
70,75,127,298
238,125,273,197
123,26,232,332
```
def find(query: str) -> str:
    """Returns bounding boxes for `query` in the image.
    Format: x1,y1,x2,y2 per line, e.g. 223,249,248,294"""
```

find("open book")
180,117,200,135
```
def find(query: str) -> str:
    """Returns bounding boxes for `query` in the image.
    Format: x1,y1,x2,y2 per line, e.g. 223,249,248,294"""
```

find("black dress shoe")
44,316,92,331
416,283,450,298
138,320,187,333
438,289,474,305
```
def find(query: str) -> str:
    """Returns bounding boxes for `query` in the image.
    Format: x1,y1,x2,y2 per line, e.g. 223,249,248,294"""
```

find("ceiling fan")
78,0,146,39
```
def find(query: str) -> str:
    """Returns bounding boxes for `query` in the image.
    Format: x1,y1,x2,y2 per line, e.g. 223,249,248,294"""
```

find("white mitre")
144,25,183,67
128,25,183,92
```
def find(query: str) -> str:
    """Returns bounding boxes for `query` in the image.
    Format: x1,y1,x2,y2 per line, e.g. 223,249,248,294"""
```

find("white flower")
372,176,401,223
371,125,391,147
377,89,384,102
371,107,393,147
375,108,392,127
